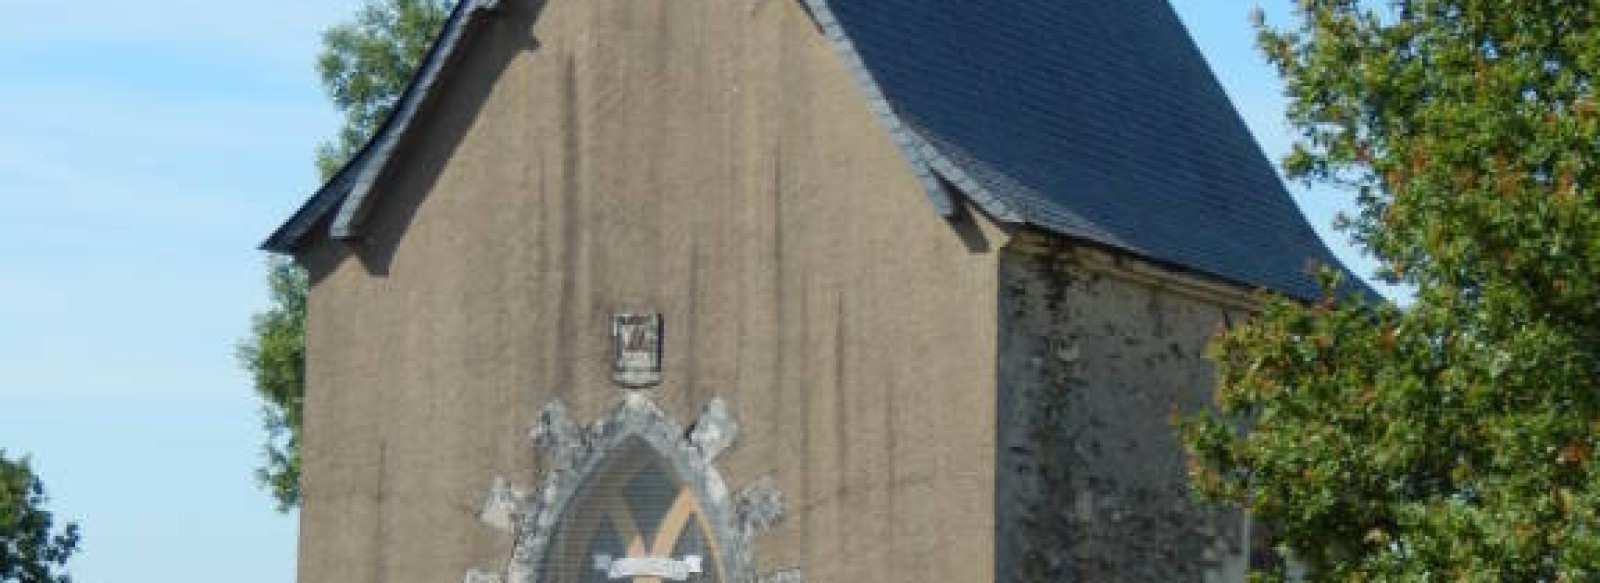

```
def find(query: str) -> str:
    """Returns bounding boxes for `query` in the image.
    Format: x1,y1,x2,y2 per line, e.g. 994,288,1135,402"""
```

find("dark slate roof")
266,0,1370,301
810,0,1366,300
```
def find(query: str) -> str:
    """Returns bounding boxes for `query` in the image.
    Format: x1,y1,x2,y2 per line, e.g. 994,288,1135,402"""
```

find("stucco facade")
295,1,1008,582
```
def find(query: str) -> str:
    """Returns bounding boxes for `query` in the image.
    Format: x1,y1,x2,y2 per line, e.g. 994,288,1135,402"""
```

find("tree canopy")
241,0,449,512
0,452,79,583
316,0,453,180
239,258,309,512
1183,1,1600,580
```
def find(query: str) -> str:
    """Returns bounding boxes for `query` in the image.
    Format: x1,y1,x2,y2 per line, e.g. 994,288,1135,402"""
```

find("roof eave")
259,0,504,255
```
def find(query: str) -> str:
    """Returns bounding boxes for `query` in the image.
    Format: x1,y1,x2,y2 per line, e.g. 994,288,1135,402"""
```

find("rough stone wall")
995,246,1251,582
293,1,1009,582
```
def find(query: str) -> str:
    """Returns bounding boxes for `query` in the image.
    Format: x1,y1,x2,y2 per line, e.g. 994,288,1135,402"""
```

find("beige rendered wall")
294,1,1007,582
995,241,1254,582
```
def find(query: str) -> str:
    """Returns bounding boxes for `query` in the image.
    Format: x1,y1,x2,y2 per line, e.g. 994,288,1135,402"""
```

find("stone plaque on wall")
612,313,663,388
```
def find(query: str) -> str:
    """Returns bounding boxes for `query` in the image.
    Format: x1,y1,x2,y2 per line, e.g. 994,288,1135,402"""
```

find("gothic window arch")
542,438,725,582
469,396,797,583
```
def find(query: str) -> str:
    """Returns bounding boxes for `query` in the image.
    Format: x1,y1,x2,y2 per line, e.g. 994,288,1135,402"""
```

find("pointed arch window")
541,438,725,582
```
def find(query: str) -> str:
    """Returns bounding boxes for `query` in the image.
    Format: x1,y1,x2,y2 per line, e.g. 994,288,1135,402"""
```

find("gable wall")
295,1,1007,582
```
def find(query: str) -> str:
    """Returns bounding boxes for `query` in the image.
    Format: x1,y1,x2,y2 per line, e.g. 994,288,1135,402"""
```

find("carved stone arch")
469,395,798,583
544,438,726,581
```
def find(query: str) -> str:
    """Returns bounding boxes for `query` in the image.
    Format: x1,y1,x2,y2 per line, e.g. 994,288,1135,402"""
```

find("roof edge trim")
260,171,351,254
260,0,502,254
331,0,505,240
905,132,1025,223
798,0,959,218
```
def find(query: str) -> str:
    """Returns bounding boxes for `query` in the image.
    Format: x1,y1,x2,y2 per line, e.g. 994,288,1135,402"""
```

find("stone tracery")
466,395,797,583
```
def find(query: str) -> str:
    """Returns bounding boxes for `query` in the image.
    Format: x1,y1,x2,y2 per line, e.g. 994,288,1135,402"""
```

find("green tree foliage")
241,0,448,511
0,452,78,583
316,0,452,180
239,258,308,512
1182,1,1600,580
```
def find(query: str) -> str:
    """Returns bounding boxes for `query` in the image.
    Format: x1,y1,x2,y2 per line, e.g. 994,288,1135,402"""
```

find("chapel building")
264,0,1366,581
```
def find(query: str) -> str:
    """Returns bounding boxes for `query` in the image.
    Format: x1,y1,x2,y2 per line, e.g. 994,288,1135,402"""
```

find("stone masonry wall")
996,247,1251,582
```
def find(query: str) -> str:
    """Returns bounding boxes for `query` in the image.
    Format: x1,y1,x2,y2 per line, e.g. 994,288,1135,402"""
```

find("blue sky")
0,2,1378,582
